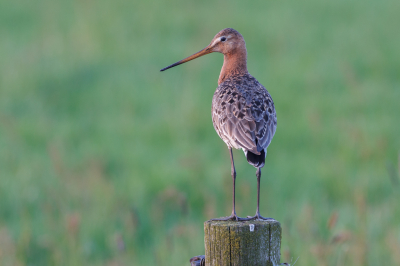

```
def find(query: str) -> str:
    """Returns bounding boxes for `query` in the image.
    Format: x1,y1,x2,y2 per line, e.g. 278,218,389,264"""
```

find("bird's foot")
246,212,275,221
210,213,253,221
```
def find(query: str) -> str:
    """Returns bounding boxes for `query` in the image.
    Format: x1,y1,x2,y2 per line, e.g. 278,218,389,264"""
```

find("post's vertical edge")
269,220,282,265
209,221,216,266
204,221,210,266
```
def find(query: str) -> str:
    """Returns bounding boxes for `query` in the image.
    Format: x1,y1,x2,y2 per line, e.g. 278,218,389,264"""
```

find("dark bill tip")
160,61,183,72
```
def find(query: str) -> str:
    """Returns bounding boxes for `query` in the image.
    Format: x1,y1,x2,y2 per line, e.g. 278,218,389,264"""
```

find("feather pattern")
212,73,277,161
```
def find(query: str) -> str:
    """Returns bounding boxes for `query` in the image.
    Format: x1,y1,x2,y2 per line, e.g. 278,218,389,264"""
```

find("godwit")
161,28,277,221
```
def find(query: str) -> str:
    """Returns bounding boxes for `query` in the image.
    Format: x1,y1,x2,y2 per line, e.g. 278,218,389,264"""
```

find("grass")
1,0,400,265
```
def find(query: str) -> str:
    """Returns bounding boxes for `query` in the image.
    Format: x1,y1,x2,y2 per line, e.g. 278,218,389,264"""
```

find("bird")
160,28,277,221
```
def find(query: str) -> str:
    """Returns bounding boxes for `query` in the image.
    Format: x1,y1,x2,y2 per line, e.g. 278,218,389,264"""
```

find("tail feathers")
246,149,266,168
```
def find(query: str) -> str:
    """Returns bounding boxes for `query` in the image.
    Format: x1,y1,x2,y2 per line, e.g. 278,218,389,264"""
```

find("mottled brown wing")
249,85,277,153
212,76,276,155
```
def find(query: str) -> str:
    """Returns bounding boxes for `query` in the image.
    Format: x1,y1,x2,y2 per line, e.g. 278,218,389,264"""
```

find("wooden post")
204,219,281,266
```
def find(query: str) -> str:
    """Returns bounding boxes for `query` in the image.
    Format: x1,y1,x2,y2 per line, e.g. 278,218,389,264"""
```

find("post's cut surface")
204,219,281,266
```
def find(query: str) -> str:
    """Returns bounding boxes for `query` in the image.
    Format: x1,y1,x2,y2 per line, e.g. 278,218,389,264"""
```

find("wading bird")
161,28,277,221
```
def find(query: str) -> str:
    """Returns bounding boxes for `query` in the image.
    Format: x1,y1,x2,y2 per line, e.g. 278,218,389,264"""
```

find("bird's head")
208,28,246,55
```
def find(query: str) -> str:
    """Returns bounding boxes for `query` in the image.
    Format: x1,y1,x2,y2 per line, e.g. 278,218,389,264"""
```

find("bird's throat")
218,51,248,85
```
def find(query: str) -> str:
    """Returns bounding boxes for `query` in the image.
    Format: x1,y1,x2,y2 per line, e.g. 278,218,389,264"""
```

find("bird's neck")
218,50,248,85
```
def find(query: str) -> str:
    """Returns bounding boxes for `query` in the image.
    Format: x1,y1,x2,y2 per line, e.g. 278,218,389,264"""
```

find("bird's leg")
211,148,252,221
230,147,237,217
256,167,261,216
247,167,274,221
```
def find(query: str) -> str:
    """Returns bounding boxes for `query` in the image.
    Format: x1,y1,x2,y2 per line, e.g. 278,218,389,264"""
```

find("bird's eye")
220,37,226,42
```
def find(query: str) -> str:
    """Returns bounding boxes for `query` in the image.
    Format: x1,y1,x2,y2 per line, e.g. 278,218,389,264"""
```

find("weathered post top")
204,219,281,266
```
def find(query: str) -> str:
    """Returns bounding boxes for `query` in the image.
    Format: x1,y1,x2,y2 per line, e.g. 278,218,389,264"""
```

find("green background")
1,0,400,265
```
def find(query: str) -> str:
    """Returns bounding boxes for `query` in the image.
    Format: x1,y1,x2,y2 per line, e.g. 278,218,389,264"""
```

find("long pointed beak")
160,46,212,72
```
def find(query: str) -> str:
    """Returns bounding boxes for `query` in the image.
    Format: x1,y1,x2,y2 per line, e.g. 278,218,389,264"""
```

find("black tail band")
246,149,265,168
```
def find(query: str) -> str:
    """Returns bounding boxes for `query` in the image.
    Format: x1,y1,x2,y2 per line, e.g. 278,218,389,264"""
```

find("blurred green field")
1,0,400,265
